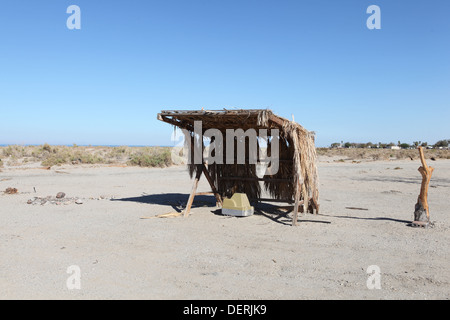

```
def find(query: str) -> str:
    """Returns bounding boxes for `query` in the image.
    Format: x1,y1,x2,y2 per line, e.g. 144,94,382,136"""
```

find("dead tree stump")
413,147,434,225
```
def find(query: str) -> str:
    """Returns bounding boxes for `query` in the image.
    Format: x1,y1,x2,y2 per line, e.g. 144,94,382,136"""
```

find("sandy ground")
0,157,449,300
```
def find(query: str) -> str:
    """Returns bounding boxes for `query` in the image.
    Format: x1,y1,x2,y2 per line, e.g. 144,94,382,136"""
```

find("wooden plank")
195,192,214,196
268,114,285,127
202,165,223,206
411,220,430,228
184,169,202,217
258,159,293,163
158,115,194,132
292,179,301,226
218,176,293,182
160,109,268,116
253,198,298,204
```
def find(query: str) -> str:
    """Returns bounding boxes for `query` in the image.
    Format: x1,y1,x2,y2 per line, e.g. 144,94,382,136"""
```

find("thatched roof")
158,109,306,132
157,109,319,213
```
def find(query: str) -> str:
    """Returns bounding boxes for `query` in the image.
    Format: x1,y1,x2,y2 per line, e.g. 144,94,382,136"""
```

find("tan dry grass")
316,148,450,161
0,145,172,168
2,145,448,169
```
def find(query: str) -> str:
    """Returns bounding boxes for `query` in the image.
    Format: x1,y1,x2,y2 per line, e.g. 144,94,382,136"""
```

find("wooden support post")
301,182,309,213
184,163,223,218
312,197,320,215
292,178,301,226
184,167,202,217
414,147,434,223
202,165,223,207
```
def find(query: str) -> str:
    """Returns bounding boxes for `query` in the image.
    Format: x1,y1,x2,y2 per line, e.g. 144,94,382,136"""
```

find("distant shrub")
42,143,52,153
2,145,21,157
128,149,172,167
398,143,413,150
106,146,130,161
372,152,389,161
434,140,449,148
41,154,69,167
70,151,104,164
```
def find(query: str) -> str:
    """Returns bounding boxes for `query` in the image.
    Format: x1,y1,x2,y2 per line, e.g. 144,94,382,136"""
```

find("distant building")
387,145,401,150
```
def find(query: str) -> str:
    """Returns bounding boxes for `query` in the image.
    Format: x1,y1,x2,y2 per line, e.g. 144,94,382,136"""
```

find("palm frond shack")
157,109,319,226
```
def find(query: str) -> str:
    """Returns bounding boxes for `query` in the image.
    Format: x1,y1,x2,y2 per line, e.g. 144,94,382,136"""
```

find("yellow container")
222,193,254,217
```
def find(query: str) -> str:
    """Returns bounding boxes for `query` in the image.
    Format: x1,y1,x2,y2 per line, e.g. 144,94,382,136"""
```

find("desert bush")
106,146,130,161
372,152,389,161
3,144,448,168
42,143,52,153
70,151,104,164
128,148,172,167
318,147,450,161
2,145,27,158
41,153,69,166
2,146,14,157
0,145,173,167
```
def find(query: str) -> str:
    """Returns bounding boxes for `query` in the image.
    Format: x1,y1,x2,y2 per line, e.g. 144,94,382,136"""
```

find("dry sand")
1,157,449,299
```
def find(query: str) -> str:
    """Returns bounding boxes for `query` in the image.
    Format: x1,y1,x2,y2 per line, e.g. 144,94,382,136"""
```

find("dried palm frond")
159,109,319,212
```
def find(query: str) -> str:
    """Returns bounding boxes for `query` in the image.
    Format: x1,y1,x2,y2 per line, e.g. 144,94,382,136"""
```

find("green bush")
42,143,52,153
128,149,172,167
400,143,411,149
70,151,104,164
41,154,69,166
434,140,449,148
106,146,130,161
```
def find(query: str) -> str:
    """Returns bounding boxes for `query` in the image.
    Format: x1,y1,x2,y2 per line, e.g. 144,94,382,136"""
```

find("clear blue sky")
1,0,449,147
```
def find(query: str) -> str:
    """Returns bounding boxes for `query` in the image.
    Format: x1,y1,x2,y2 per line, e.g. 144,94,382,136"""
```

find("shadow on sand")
111,193,216,213
112,193,410,226
320,213,411,225
214,201,332,226
112,193,330,225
